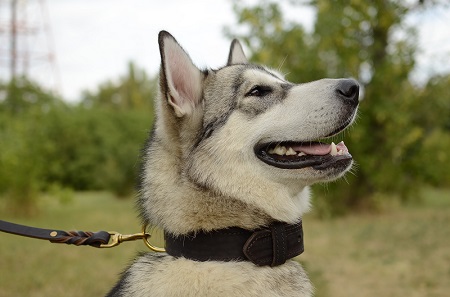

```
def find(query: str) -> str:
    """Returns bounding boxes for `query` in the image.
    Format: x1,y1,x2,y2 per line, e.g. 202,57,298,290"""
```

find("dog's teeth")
337,150,344,155
274,145,287,155
268,148,275,154
298,152,306,156
330,142,338,156
285,147,297,156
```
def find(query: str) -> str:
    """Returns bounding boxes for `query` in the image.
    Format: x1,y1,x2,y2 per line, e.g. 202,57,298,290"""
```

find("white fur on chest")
123,254,313,297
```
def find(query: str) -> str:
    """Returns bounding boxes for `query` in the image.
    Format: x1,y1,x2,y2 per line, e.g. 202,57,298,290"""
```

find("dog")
106,31,359,297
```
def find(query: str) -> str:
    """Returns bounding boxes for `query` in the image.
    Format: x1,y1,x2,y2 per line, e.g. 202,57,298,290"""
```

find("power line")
0,0,60,93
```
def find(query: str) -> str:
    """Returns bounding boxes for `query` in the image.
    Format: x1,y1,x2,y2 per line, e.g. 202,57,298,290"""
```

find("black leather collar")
165,220,304,267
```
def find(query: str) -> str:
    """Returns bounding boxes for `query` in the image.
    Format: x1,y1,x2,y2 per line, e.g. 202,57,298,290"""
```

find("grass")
1,188,449,296
302,187,450,297
0,192,144,297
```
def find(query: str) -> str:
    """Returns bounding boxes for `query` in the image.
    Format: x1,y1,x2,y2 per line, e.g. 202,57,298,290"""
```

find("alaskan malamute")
107,31,359,297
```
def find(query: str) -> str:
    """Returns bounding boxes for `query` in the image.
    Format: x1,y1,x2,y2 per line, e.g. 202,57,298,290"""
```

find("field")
0,188,449,297
302,187,450,297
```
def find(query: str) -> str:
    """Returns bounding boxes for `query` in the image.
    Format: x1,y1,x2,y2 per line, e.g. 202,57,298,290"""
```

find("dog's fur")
106,31,359,297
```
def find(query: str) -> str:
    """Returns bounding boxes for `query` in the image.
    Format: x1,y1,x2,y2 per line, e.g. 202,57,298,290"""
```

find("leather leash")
0,220,162,250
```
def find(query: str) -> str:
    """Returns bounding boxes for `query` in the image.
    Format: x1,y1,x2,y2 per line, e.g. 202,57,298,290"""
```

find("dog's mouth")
255,140,352,170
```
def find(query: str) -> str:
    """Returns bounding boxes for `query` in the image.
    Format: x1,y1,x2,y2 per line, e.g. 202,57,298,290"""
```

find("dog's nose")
336,79,359,107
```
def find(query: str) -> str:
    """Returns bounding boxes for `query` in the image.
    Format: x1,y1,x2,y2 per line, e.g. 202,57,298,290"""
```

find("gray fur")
107,31,359,297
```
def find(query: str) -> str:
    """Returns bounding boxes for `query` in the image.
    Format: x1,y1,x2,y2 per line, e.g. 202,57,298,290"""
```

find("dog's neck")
139,180,274,234
140,168,311,235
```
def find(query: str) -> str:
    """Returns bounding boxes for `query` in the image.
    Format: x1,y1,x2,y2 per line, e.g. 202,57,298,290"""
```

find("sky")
1,0,449,101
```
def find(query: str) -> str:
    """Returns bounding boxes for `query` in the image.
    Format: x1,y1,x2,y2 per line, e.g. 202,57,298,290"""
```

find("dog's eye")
246,86,272,97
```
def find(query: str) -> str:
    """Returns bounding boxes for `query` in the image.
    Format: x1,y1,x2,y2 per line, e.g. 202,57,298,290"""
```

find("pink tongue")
291,143,331,155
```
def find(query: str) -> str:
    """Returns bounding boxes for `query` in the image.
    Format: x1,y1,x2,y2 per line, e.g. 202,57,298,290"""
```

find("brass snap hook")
100,225,165,252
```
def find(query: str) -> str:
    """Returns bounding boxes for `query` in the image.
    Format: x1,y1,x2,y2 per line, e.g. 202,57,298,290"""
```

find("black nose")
336,79,359,107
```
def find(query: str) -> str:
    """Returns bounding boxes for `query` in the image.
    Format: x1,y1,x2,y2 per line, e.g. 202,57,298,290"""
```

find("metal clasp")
100,225,166,252
100,231,147,248
142,225,166,252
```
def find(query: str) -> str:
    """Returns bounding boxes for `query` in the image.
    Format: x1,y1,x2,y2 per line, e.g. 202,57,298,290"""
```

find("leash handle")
0,220,110,248
0,220,166,251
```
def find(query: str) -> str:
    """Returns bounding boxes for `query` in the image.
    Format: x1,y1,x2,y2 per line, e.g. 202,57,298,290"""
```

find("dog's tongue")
290,141,349,155
291,143,331,155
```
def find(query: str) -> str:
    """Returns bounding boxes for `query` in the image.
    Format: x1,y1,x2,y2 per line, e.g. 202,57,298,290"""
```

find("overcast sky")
1,0,449,101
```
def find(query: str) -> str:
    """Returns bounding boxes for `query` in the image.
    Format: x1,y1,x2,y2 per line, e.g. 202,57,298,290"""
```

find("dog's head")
141,31,359,230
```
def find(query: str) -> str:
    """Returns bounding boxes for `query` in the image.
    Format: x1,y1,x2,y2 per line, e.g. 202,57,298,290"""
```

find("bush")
0,76,154,211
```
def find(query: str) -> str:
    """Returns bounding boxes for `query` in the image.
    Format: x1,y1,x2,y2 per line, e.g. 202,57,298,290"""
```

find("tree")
0,63,156,213
227,0,450,215
0,77,65,214
81,61,156,111
0,76,63,114
412,74,450,187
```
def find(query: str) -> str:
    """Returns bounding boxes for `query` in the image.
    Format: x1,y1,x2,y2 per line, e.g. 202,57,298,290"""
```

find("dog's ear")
227,39,248,65
159,31,203,117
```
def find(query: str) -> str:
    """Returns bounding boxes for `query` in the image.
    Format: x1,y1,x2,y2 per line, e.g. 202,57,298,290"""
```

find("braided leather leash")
0,220,163,250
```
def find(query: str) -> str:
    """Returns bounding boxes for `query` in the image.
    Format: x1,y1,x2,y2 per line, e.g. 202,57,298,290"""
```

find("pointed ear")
227,39,248,65
159,31,203,117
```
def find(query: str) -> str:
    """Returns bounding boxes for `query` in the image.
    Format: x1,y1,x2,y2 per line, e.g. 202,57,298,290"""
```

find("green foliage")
0,76,63,114
0,78,63,214
413,75,450,187
0,64,155,212
35,106,152,195
225,0,327,81
228,0,450,215
81,61,156,111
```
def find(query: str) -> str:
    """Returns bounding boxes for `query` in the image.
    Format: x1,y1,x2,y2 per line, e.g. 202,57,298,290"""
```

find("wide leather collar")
165,220,304,267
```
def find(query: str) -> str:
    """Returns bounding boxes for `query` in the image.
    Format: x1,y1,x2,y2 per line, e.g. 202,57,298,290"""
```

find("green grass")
1,188,449,297
301,187,450,297
0,192,144,297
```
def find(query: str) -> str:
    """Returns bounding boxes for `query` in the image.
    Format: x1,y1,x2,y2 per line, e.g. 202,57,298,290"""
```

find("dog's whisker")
277,55,288,72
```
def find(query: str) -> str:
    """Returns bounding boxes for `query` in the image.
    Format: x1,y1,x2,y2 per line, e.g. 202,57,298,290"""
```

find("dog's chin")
309,159,353,182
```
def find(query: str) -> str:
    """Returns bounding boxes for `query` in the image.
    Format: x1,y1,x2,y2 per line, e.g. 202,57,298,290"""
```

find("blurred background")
0,0,449,296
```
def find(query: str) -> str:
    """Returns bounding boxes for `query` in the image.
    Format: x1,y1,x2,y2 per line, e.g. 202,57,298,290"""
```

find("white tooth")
272,145,280,155
268,148,275,154
274,145,287,155
273,147,282,155
338,150,344,155
286,147,296,156
330,142,338,156
298,152,306,156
